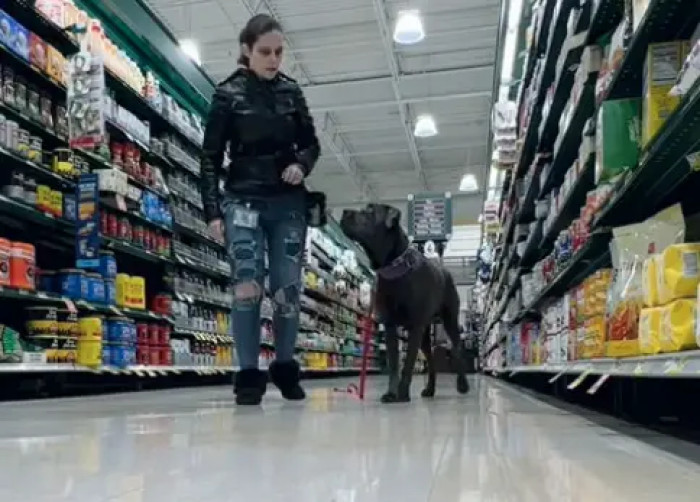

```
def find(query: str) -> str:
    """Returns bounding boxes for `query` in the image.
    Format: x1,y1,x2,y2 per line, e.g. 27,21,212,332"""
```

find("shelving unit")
481,0,700,398
0,2,382,393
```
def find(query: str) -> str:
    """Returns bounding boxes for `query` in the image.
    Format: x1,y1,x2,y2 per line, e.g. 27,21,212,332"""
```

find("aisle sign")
407,192,453,242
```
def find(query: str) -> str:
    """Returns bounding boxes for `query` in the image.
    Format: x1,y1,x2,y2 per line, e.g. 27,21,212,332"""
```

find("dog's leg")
442,285,470,395
393,326,423,402
381,324,401,403
420,327,436,398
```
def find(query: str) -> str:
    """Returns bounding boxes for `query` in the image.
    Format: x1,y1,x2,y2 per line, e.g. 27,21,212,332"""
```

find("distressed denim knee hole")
273,284,300,318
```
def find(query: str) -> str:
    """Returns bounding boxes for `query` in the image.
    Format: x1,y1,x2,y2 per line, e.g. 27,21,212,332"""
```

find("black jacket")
200,68,321,222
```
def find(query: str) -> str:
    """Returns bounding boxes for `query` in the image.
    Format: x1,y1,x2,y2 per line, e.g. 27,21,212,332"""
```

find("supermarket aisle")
1,377,700,502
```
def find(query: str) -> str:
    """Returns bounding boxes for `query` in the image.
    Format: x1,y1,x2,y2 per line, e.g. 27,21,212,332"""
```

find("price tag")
633,363,644,376
587,374,610,395
567,369,592,390
664,359,687,375
548,370,566,384
36,292,48,299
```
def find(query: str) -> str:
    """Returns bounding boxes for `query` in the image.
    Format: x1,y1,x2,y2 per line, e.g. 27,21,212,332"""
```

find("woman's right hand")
208,218,225,242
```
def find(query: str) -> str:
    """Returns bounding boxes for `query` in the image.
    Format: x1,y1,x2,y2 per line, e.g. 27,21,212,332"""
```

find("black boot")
234,369,267,405
268,360,306,401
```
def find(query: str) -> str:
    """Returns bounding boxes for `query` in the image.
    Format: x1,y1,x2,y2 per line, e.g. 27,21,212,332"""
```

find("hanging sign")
75,173,100,269
407,192,453,242
67,51,105,149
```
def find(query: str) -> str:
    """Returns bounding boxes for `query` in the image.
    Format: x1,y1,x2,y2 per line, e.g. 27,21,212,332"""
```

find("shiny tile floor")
2,376,700,501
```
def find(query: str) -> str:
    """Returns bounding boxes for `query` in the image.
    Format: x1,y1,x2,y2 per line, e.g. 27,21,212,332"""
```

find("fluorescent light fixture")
414,114,437,137
393,10,425,45
498,0,524,101
180,39,201,65
459,174,478,192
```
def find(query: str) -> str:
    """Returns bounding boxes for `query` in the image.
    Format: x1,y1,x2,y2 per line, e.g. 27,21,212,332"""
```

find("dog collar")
376,247,423,280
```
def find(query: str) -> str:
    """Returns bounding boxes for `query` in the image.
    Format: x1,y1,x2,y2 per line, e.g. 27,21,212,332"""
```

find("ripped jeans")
221,192,307,370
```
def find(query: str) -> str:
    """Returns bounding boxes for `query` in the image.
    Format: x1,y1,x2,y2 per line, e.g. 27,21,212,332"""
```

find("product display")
0,4,382,383
482,0,700,387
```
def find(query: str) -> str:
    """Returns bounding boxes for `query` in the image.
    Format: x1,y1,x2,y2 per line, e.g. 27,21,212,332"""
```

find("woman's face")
244,30,284,80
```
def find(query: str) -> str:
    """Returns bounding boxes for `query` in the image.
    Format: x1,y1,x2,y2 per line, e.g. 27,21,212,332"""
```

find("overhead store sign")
407,193,453,242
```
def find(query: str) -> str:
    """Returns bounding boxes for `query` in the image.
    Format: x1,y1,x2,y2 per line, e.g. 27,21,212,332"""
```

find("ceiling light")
414,114,437,137
180,39,201,65
459,174,478,192
393,10,425,45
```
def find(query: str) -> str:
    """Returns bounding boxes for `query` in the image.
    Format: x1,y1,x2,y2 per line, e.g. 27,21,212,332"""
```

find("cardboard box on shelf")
595,98,641,184
642,41,687,147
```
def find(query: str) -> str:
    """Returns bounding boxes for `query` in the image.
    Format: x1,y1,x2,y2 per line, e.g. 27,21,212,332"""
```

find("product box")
642,41,687,147
11,20,30,61
29,33,48,72
0,10,20,51
595,98,641,184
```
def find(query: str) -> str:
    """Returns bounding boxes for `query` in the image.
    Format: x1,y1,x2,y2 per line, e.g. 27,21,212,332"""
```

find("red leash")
334,304,375,400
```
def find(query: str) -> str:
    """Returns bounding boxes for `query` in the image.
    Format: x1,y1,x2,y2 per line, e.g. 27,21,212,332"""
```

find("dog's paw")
421,387,435,398
381,391,410,403
456,375,470,395
381,392,398,403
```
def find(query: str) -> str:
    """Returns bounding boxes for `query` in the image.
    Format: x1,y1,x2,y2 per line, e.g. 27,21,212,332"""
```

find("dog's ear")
385,207,400,228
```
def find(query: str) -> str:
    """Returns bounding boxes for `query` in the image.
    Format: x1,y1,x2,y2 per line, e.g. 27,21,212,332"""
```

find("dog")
340,204,469,402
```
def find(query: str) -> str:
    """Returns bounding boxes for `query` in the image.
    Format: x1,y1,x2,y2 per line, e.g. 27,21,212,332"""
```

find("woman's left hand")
281,164,305,185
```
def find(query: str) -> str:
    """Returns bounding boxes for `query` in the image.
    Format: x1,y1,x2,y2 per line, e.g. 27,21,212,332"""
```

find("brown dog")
340,204,469,402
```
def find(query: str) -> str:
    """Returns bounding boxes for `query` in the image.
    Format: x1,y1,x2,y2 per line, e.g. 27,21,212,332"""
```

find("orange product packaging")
0,238,11,286
10,242,36,290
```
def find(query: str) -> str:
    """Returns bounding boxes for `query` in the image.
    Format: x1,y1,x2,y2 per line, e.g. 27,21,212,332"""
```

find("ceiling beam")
232,0,376,202
371,0,428,190
310,91,491,113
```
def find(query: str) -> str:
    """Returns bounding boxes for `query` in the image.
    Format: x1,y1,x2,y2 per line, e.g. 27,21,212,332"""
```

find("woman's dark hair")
238,14,282,66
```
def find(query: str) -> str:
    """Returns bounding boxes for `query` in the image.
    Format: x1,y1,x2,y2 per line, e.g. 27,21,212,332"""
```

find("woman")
200,14,321,405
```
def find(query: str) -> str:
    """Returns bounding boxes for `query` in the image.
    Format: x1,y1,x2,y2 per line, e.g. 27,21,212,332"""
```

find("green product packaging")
595,98,642,185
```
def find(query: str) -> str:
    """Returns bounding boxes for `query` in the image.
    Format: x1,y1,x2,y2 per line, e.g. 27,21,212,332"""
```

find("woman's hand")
281,164,305,185
208,218,224,242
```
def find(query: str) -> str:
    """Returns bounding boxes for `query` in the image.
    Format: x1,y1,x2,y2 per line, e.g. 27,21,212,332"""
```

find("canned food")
107,317,131,344
58,268,86,299
148,323,159,346
136,323,149,345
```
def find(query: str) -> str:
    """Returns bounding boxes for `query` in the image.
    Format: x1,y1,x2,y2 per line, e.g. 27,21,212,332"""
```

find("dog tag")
233,207,259,229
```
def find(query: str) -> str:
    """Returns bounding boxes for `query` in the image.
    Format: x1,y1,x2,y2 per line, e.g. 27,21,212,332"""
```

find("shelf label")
548,370,566,384
633,363,645,376
567,369,592,390
587,374,610,395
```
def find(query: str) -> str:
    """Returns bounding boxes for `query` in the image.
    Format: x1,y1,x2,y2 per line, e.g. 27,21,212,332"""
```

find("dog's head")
340,204,406,269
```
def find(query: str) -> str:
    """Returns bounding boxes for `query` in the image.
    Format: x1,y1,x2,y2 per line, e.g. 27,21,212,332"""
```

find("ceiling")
144,0,501,225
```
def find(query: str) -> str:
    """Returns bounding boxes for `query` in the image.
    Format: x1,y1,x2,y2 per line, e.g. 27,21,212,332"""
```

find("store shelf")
0,100,67,146
174,291,230,310
603,0,699,102
540,153,595,250
595,80,700,228
538,34,588,152
519,219,544,268
173,254,230,281
0,194,74,233
174,222,225,250
0,286,173,323
3,1,79,55
0,41,66,94
0,147,76,189
102,236,172,264
539,83,595,197
584,0,624,45
520,229,612,313
507,350,700,378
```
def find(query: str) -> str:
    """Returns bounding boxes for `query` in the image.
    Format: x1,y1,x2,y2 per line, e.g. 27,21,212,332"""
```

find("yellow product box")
642,41,687,147
606,340,640,358
642,255,658,307
36,184,52,213
638,307,662,355
115,273,130,308
660,298,697,353
50,190,63,217
582,316,606,359
656,243,700,304
129,276,146,310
